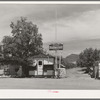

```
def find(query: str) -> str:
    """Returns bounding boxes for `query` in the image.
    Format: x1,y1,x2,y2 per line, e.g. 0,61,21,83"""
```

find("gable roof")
28,53,55,60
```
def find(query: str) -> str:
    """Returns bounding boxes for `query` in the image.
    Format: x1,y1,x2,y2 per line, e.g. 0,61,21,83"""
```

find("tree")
77,48,100,73
2,36,14,57
2,17,43,61
2,17,43,70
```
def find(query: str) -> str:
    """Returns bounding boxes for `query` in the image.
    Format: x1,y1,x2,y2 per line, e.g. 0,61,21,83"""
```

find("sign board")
49,43,63,50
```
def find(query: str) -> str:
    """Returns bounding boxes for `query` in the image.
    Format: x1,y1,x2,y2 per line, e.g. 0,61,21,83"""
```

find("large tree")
2,17,43,61
77,48,100,73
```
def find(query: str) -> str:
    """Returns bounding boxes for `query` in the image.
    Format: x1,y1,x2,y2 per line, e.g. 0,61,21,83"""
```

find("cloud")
40,8,100,43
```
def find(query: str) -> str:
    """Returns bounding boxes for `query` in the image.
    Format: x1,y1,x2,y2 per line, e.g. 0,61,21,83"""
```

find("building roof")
30,53,55,58
28,53,55,63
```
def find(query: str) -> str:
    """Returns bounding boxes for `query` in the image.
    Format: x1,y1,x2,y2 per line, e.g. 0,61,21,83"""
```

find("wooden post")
59,55,61,68
55,50,58,78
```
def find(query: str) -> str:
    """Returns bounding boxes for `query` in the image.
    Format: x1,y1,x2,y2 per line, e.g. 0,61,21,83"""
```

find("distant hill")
63,54,79,64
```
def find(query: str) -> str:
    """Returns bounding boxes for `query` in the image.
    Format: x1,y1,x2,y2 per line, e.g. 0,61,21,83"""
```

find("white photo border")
0,1,100,99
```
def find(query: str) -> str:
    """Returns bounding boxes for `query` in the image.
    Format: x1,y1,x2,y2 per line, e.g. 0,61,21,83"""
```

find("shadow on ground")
77,67,89,74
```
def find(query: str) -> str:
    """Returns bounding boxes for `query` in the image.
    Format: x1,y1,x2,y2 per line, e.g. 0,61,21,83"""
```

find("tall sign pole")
55,6,58,78
49,7,63,78
55,6,57,41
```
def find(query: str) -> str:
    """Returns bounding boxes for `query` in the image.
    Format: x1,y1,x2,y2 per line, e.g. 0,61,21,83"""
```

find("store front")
28,54,55,77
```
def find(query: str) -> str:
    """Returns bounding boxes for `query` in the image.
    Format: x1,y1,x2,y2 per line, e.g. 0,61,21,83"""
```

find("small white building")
28,53,55,77
28,53,66,78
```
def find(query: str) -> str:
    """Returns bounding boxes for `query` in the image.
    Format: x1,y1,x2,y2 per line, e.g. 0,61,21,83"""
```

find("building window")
38,61,42,65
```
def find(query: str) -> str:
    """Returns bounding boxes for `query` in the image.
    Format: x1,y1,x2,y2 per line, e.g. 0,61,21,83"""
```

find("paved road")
0,67,100,89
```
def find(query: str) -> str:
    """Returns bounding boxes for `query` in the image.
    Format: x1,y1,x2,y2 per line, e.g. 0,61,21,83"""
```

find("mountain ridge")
63,54,79,64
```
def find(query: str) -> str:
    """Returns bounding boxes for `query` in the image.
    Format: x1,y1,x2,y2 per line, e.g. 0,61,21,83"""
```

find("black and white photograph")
0,1,100,93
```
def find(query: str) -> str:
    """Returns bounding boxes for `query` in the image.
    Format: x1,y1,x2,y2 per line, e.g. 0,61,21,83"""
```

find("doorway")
37,60,43,75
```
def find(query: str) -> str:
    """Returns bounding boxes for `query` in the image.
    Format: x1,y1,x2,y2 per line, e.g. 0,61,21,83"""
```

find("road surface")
0,67,100,89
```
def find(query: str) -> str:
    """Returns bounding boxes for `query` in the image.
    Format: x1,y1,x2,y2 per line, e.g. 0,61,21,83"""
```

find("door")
37,60,43,75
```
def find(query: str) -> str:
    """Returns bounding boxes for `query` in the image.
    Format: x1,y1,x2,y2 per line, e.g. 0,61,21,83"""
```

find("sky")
1,4,100,57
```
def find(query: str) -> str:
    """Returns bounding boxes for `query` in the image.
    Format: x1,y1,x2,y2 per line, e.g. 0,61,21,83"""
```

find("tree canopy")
77,48,100,73
2,17,43,64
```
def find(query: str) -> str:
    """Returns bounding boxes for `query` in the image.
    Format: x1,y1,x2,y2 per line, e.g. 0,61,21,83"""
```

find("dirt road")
0,67,100,89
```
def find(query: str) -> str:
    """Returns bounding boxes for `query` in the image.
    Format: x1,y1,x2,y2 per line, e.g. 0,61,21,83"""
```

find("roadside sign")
49,43,63,50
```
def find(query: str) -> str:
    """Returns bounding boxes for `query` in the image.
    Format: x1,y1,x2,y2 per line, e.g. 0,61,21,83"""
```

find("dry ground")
0,67,100,89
